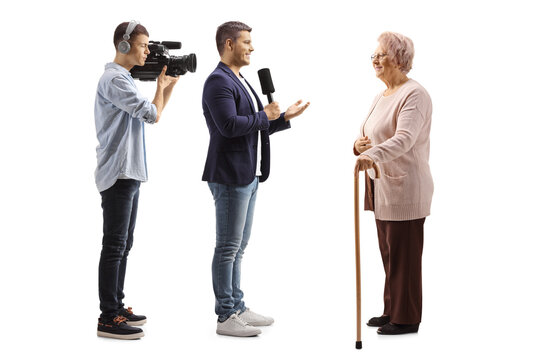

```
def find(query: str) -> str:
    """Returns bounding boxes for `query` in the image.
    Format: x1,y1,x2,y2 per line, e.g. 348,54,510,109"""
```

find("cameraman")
94,21,178,340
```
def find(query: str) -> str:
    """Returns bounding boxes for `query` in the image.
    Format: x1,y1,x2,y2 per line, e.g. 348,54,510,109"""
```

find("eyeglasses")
370,53,388,61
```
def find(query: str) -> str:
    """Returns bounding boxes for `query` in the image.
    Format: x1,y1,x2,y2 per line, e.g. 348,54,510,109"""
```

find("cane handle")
354,161,381,179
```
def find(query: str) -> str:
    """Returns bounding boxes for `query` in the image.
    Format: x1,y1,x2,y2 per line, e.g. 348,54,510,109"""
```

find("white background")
1,0,539,358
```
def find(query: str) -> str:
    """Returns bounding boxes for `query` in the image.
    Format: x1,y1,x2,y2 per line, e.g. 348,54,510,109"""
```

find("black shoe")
97,315,144,340
367,315,390,327
119,307,147,326
377,322,419,335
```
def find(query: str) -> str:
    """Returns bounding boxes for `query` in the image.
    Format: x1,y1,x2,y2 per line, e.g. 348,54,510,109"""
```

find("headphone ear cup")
118,40,131,54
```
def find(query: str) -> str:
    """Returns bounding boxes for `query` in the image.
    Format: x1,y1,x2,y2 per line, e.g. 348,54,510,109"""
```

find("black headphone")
118,20,140,54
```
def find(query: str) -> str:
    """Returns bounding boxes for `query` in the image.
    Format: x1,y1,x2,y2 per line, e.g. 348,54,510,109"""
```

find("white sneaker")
238,308,274,326
216,313,262,337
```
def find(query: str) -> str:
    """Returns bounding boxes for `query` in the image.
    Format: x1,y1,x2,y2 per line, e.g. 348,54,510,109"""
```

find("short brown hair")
215,21,252,56
113,22,149,50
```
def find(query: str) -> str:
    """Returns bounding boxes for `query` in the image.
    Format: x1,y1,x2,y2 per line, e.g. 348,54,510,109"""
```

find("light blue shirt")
94,62,157,192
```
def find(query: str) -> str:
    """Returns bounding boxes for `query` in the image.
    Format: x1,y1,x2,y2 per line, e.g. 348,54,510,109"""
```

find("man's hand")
264,102,281,120
157,66,180,89
166,75,180,89
354,136,372,154
153,66,180,123
284,100,310,121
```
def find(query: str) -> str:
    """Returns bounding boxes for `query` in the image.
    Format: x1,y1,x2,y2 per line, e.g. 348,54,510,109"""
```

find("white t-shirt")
239,75,262,176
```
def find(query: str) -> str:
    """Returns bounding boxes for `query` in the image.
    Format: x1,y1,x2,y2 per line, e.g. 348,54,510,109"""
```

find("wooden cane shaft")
354,170,361,343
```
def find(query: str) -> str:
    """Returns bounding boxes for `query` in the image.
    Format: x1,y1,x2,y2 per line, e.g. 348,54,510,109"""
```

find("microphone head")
258,68,275,95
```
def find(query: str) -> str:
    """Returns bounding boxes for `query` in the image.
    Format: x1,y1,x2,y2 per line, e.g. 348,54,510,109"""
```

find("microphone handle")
266,93,274,104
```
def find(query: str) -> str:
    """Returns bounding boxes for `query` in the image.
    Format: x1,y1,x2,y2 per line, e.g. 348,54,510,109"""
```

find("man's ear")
225,38,234,52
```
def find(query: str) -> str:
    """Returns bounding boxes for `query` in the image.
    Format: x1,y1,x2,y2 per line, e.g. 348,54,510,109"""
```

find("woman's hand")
354,136,372,154
355,154,374,172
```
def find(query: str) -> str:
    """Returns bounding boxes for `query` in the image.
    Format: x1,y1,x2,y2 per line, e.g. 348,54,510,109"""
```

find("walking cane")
354,161,380,349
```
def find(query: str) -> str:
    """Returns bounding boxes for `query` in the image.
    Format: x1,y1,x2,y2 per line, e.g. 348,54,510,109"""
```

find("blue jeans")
98,179,140,320
208,177,259,322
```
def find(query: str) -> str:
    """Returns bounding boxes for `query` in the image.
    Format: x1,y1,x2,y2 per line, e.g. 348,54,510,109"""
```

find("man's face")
127,34,150,66
231,31,253,67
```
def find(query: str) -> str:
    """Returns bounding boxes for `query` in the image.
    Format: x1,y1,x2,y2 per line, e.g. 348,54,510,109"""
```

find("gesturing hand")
284,100,310,121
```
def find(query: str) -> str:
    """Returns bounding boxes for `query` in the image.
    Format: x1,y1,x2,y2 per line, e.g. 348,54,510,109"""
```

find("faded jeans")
208,177,258,321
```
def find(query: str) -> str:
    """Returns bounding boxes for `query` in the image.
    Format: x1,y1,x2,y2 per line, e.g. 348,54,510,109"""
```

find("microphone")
257,68,275,104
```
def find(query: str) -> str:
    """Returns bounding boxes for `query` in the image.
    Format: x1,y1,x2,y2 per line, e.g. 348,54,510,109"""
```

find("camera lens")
184,53,197,73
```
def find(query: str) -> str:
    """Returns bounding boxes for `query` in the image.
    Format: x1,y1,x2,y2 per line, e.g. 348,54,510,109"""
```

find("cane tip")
356,341,362,349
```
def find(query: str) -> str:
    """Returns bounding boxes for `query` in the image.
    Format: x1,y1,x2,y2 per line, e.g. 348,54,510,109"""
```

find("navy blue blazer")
202,62,291,185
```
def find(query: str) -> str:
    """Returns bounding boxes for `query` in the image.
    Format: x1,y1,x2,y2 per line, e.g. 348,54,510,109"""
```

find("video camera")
130,41,196,81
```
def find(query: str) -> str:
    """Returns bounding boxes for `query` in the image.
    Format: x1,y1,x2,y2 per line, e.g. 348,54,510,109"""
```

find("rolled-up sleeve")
105,76,157,124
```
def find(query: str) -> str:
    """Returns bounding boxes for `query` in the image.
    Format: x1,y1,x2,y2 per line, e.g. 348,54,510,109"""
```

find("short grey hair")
378,32,415,74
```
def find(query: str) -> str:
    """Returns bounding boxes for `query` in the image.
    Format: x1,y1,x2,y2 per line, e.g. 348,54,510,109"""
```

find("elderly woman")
354,32,433,335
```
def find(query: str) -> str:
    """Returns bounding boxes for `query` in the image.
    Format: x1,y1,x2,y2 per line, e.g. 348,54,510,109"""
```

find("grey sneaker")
238,308,274,326
216,313,262,337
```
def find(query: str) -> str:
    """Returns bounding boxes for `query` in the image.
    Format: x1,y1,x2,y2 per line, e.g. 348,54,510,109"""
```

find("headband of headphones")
124,20,139,41
118,20,140,54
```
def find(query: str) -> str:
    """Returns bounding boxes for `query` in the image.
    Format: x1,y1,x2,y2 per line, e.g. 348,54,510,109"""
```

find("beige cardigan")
356,79,433,221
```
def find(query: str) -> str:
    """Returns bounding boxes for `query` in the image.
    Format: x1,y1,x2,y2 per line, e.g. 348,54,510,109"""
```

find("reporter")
202,21,309,338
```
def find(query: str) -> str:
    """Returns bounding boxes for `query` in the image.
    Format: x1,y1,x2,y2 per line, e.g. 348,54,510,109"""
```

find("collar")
217,61,246,78
105,62,131,76
217,62,257,112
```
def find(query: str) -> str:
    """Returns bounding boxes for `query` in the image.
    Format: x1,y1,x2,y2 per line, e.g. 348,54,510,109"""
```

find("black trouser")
98,179,140,320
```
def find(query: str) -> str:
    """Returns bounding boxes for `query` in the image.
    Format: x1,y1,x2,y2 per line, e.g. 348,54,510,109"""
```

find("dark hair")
215,21,252,56
113,22,149,50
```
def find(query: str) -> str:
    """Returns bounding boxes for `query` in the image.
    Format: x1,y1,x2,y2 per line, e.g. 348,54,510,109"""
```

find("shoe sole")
377,330,418,335
377,327,419,335
245,320,274,326
126,319,147,326
97,331,145,340
216,329,262,337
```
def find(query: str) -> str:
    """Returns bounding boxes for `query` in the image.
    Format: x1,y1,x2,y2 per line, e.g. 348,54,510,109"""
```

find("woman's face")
372,44,398,80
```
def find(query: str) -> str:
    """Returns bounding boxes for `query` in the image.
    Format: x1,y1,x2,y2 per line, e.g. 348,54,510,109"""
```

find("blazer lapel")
244,78,263,111
217,62,256,113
